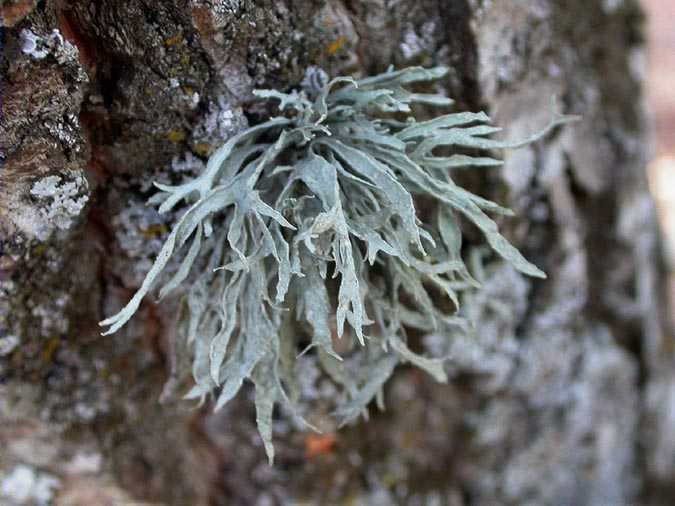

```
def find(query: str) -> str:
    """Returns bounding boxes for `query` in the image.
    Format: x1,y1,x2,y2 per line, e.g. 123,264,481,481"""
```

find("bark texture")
0,1,670,505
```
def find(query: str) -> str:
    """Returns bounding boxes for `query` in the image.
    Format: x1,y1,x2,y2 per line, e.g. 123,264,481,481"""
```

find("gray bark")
0,1,670,505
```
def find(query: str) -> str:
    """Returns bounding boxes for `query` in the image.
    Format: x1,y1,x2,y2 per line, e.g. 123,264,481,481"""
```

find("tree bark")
0,1,670,505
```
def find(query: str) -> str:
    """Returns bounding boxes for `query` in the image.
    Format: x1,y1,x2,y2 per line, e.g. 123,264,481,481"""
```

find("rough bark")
0,1,670,505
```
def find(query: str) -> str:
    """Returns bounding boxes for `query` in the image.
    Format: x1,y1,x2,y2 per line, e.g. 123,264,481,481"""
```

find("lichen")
27,174,89,241
399,21,437,61
0,465,60,506
190,95,248,152
100,66,577,463
0,335,20,357
19,28,83,71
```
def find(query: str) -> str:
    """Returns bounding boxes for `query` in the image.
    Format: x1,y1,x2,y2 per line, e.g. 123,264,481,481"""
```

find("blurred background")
643,0,675,317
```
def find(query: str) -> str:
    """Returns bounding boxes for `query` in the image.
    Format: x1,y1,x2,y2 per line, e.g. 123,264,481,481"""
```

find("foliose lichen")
100,66,576,463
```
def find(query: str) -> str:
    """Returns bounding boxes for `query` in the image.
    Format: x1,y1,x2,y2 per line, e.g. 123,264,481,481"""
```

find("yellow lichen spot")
381,471,400,488
183,85,194,96
42,337,61,364
193,143,211,158
32,243,49,258
140,224,169,239
167,130,186,143
164,34,183,47
326,36,347,56
180,54,191,66
661,334,675,354
584,462,595,480
339,495,360,506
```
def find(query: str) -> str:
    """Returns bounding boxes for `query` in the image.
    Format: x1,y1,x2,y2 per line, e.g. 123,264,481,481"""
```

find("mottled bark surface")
0,1,670,505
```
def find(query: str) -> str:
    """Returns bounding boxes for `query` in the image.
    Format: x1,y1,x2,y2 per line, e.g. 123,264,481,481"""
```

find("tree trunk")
1,1,670,505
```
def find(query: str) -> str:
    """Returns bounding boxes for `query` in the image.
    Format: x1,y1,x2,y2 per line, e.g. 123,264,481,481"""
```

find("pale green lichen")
100,66,577,463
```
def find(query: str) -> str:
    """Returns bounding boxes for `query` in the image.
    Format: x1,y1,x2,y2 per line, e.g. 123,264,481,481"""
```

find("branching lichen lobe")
100,66,576,463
